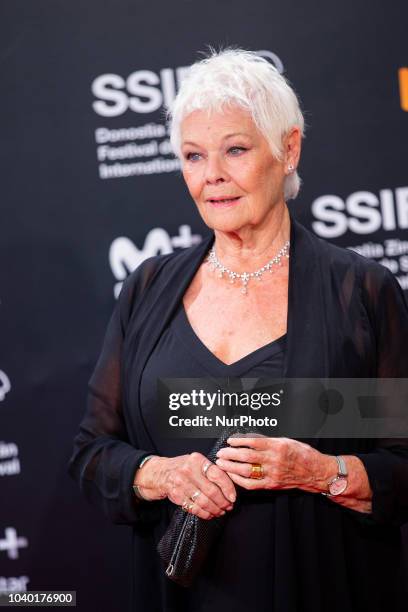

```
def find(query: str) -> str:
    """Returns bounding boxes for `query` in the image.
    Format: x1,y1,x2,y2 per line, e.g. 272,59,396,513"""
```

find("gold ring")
250,463,264,479
182,499,195,512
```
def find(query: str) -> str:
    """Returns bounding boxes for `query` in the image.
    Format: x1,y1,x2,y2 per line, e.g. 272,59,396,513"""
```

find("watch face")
329,476,347,496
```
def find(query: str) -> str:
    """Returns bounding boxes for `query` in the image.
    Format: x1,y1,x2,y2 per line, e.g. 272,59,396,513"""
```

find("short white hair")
167,47,305,200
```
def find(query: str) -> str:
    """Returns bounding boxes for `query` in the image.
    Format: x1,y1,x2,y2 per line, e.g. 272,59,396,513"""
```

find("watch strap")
336,455,348,477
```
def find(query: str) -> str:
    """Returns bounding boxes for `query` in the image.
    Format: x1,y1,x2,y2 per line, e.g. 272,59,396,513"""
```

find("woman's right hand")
133,453,237,519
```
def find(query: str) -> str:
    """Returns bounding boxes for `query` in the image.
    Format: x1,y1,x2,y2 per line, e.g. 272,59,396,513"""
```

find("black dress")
140,301,289,611
139,302,406,612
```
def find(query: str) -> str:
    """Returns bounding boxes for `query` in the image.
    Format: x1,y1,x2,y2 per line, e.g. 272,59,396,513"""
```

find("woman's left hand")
215,436,337,493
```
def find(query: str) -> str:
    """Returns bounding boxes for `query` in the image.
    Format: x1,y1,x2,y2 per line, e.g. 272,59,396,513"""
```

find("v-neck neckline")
172,301,287,377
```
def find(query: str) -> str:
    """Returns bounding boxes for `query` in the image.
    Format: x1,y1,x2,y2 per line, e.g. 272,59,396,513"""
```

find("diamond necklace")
206,240,290,295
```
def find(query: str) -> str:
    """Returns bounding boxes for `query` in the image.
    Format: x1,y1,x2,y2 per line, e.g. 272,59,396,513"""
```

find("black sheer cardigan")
68,213,408,528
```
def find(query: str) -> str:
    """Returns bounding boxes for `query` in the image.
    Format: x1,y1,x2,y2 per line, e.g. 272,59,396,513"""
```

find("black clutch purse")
157,426,254,587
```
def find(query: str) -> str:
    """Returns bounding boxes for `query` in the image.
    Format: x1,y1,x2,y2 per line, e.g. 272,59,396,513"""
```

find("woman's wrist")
306,449,339,493
133,455,168,501
132,455,156,500
305,450,373,507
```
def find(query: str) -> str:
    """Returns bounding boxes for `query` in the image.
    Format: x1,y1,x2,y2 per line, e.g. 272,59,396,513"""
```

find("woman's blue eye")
185,147,246,161
186,152,201,161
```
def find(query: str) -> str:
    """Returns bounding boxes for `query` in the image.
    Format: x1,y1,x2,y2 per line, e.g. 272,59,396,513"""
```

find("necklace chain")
206,240,290,295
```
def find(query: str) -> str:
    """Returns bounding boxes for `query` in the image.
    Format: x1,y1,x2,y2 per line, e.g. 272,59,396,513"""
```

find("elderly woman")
69,49,408,612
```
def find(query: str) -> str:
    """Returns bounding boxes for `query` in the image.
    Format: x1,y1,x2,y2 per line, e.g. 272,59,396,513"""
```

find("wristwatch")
321,455,348,497
132,455,156,500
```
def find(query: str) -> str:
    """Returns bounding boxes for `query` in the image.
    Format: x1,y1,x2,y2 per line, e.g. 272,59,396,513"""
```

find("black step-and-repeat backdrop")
1,1,407,610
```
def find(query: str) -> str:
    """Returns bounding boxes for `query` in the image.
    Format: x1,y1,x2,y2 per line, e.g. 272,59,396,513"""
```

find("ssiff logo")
92,51,284,117
0,371,11,402
399,68,408,111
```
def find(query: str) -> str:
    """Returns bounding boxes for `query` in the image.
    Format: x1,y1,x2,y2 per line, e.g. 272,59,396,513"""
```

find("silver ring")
202,461,212,477
190,490,200,502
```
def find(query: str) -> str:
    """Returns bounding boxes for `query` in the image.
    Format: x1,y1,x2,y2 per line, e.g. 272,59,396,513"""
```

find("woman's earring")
287,164,295,173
